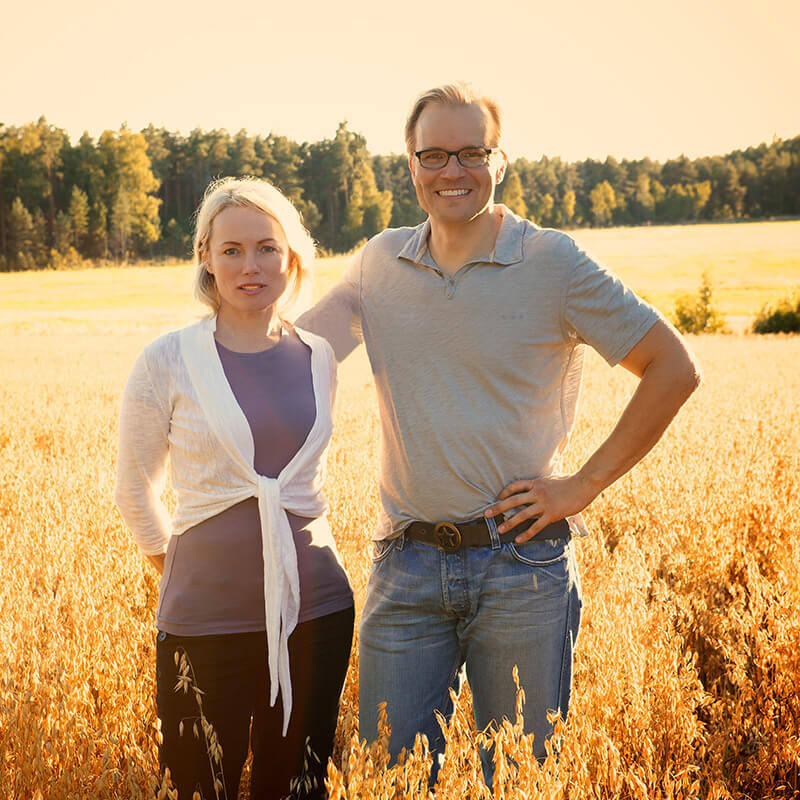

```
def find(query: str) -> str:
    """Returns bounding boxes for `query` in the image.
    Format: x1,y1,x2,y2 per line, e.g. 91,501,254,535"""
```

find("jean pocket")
507,539,568,567
371,538,398,564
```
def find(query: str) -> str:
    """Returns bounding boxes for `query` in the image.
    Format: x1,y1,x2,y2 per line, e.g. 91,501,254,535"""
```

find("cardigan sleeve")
114,346,172,556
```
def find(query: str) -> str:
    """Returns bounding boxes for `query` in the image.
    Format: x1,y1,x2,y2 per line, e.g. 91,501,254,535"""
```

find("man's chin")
429,207,487,227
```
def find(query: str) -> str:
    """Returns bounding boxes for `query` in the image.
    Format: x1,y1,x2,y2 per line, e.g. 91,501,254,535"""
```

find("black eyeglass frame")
414,147,500,169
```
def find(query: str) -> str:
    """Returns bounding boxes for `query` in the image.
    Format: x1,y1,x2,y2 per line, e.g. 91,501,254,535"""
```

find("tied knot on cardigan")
255,472,301,735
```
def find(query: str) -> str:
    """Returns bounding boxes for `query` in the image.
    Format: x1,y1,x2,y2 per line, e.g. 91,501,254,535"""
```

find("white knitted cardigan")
114,316,337,734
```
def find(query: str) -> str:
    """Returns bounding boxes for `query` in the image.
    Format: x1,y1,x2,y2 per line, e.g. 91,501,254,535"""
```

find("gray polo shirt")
299,206,661,539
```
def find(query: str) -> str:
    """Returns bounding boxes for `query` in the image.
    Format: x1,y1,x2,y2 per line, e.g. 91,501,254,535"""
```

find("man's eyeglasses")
414,147,499,170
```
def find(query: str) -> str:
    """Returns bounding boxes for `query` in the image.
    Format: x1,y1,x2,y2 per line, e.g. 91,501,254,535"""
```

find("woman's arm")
114,347,172,566
146,553,166,574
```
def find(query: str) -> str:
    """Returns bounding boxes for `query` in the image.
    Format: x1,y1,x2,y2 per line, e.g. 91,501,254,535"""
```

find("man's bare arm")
297,252,363,361
485,319,701,542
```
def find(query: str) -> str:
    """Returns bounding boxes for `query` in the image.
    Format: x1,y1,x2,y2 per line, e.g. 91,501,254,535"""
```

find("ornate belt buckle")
434,521,462,551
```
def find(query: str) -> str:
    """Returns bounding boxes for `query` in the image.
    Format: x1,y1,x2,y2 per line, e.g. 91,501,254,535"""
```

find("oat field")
1,224,799,798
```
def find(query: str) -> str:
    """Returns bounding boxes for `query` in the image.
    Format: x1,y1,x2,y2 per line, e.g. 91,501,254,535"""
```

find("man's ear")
495,150,508,184
408,153,416,180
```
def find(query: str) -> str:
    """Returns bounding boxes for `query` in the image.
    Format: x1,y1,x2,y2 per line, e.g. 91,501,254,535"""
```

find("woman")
115,177,353,799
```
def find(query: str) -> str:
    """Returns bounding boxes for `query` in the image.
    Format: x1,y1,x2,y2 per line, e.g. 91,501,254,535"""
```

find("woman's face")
206,205,291,319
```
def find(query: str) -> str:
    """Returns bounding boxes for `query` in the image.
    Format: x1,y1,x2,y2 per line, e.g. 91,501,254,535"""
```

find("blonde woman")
115,178,353,799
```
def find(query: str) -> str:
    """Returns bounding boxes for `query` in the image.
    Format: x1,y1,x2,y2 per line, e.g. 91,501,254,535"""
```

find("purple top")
156,332,352,635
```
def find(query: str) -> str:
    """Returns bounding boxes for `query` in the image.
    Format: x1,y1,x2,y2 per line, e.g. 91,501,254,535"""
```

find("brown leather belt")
404,517,570,552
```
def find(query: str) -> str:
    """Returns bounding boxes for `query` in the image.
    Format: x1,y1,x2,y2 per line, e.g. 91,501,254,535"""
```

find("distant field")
1,219,798,334
570,220,800,325
2,315,799,798
2,217,800,798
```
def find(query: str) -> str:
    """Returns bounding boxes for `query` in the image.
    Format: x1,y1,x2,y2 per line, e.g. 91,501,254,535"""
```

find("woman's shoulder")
138,320,206,373
141,328,180,360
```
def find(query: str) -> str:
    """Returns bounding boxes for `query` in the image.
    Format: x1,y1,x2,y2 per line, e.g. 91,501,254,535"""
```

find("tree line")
1,117,798,270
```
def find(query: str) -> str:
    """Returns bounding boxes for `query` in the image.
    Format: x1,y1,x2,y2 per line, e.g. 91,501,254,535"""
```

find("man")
298,82,700,782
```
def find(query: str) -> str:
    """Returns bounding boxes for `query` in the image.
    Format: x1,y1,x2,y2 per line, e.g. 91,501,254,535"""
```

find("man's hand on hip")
484,474,596,543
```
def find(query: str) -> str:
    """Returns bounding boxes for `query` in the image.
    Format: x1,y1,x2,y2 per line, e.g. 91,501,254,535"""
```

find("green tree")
231,129,259,176
558,190,576,227
34,117,68,247
54,210,72,256
31,208,48,266
590,181,617,226
502,171,527,218
690,181,712,219
662,155,697,187
372,154,424,229
303,122,392,251
658,184,693,222
673,273,726,333
161,218,191,259
530,193,555,226
266,135,303,203
98,127,161,256
142,125,173,230
752,289,800,333
8,197,34,268
631,173,655,222
89,201,108,259
0,129,7,258
110,190,132,260
68,186,89,251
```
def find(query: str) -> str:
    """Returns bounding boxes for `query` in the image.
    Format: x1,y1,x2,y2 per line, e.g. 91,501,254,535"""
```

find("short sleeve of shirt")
562,236,661,366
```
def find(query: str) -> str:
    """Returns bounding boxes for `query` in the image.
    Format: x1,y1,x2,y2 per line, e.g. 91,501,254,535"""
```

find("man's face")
408,102,507,227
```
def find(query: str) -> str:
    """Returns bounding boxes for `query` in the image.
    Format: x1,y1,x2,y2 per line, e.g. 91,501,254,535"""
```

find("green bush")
752,289,800,333
673,273,727,334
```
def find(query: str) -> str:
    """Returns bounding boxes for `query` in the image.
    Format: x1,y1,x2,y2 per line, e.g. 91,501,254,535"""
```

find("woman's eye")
222,247,239,256
260,244,277,253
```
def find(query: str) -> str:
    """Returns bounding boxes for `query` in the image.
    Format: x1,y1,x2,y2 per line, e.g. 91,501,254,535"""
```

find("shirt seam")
559,241,574,343
605,313,660,367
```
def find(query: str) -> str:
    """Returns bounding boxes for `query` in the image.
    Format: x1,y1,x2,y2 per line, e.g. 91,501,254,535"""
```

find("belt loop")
485,515,501,549
396,532,406,551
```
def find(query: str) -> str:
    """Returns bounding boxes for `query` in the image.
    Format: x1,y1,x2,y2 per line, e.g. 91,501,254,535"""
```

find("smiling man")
299,82,700,784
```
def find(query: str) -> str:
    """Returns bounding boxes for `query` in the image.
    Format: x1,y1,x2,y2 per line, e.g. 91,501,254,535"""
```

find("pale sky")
2,0,799,163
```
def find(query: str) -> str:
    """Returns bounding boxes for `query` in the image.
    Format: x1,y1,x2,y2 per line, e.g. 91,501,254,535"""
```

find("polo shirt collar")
396,218,435,267
396,204,524,269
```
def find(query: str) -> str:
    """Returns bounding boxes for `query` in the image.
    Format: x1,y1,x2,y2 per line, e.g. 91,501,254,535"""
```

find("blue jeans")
358,519,581,785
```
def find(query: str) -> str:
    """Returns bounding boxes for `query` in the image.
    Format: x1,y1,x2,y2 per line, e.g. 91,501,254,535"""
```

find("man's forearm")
577,352,701,501
487,320,701,541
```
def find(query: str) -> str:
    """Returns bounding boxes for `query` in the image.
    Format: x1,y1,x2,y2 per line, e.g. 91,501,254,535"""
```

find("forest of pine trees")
1,116,798,270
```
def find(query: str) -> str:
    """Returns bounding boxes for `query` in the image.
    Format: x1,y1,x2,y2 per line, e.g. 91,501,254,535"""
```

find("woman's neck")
213,306,282,353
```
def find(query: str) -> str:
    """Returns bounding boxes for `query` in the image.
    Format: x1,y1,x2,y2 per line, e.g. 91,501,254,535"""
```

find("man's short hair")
404,82,502,155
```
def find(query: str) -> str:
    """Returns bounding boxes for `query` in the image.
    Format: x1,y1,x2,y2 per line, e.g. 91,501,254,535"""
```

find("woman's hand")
146,553,166,575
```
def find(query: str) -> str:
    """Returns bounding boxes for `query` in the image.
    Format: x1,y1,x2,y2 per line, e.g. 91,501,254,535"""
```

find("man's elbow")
676,349,702,400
